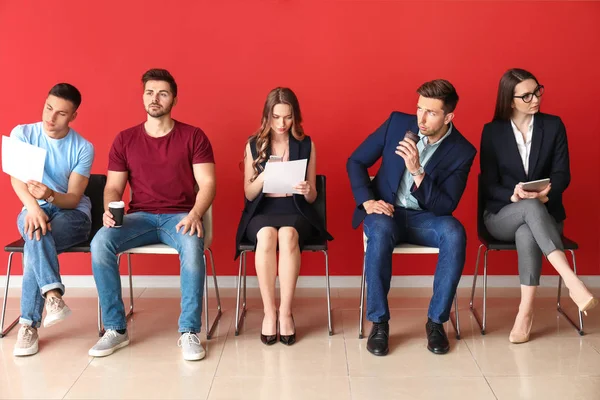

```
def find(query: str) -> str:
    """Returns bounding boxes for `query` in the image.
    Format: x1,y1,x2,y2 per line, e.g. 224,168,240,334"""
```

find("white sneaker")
43,297,72,327
89,330,130,357
13,325,39,356
178,332,206,361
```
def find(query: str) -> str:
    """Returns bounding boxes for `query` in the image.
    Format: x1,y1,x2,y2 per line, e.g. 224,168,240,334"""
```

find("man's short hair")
417,79,459,114
48,83,82,110
142,69,178,97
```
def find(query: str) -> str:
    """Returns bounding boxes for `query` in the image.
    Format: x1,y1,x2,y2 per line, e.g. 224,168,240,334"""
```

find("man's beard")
146,103,172,118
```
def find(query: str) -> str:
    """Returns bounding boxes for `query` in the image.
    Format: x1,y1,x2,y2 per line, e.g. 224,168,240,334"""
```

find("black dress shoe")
426,318,449,354
279,315,296,346
367,322,389,356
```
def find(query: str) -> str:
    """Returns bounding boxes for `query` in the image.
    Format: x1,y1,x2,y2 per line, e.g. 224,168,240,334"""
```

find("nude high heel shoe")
567,280,598,315
509,315,534,344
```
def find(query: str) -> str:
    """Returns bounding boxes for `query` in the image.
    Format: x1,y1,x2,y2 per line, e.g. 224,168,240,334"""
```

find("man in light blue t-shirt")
9,83,94,357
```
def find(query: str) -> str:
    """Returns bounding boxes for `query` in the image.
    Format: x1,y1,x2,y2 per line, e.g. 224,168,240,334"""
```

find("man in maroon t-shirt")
89,69,216,361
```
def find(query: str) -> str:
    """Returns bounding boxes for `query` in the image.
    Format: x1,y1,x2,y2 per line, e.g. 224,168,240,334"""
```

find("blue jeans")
91,212,205,333
17,204,91,327
363,208,466,324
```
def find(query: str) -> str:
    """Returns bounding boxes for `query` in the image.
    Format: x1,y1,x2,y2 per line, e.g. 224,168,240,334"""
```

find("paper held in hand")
263,159,308,195
2,136,46,183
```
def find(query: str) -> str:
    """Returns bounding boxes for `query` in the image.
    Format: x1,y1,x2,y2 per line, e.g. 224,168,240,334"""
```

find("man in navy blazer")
347,80,476,356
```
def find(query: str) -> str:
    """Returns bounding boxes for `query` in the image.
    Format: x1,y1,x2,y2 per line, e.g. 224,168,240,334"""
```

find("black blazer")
480,112,570,222
235,134,333,259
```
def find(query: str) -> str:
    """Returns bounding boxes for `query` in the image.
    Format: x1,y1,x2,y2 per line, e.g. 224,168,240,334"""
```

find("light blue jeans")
91,212,205,333
17,204,91,327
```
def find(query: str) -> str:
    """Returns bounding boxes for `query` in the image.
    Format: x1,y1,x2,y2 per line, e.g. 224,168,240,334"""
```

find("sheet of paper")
2,136,46,183
263,159,308,194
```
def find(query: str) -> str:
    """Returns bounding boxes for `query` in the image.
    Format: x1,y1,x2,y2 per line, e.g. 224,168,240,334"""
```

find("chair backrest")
477,173,488,239
86,174,107,239
313,175,327,230
203,205,213,249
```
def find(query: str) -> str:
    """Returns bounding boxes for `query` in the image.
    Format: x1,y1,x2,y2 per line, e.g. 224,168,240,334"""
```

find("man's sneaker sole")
13,338,39,356
183,349,206,361
43,306,72,328
88,339,130,357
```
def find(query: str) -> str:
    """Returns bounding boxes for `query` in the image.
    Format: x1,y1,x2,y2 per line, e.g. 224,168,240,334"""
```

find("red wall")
1,1,599,278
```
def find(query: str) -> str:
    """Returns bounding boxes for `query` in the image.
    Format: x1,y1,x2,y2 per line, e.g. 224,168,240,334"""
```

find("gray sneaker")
89,330,130,357
43,297,72,327
178,332,206,361
13,325,39,356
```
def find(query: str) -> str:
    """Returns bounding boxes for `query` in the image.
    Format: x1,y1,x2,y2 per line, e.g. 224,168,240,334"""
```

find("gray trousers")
484,199,564,286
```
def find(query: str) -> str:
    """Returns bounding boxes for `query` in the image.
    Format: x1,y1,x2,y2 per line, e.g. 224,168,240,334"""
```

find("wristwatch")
410,166,425,177
45,190,55,203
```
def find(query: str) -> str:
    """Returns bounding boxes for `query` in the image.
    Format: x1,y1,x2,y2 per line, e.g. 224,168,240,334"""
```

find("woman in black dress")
236,87,332,346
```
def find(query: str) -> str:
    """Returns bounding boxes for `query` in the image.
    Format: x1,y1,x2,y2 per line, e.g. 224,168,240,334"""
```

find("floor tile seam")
61,355,95,400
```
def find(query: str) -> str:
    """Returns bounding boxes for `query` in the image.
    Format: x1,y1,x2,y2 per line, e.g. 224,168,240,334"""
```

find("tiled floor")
1,287,600,399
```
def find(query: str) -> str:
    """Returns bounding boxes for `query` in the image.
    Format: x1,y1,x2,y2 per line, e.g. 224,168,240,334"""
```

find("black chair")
1,174,108,338
234,175,333,336
469,174,583,335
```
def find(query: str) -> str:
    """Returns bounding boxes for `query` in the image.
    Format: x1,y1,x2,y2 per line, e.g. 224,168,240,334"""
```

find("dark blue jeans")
363,208,466,324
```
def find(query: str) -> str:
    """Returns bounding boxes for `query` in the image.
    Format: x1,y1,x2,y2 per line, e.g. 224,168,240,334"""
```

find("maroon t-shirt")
108,120,214,214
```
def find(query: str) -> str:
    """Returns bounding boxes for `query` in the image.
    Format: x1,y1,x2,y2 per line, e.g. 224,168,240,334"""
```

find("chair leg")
322,250,333,336
470,247,488,335
469,244,483,309
97,295,103,337
1,252,19,338
204,248,222,340
358,255,366,339
450,294,461,340
235,251,247,336
557,250,584,335
126,253,134,319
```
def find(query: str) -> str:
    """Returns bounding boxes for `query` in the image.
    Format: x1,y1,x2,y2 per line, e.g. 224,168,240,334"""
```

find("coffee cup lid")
108,201,125,208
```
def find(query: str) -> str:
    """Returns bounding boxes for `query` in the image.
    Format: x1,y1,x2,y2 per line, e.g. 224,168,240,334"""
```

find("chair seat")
5,239,91,253
121,244,179,255
393,244,439,254
479,232,578,251
362,233,439,254
237,238,328,253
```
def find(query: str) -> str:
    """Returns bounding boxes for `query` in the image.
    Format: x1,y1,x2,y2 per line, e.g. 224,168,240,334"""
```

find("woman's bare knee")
256,227,278,251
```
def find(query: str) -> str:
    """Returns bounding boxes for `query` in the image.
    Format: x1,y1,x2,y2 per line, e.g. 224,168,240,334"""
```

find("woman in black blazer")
236,88,332,346
480,68,596,343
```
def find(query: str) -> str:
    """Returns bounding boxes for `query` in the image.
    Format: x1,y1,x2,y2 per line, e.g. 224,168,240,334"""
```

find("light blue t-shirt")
10,122,95,220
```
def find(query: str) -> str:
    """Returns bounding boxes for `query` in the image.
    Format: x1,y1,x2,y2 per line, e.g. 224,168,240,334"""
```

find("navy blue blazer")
480,112,570,222
346,111,477,228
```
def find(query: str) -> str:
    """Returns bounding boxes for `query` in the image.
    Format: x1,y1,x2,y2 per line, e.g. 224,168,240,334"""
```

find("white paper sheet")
263,159,308,194
2,136,46,183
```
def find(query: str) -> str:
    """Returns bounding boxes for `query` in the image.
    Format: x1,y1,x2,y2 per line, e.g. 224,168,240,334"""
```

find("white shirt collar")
510,115,534,144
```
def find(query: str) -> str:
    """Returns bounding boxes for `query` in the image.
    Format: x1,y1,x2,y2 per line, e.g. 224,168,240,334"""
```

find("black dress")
245,196,316,248
235,134,333,259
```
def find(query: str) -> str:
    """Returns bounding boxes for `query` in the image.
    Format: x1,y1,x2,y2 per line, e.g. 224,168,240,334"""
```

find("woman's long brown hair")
248,87,305,182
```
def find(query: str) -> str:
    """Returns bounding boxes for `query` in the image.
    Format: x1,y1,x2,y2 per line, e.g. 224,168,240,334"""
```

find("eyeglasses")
513,85,545,103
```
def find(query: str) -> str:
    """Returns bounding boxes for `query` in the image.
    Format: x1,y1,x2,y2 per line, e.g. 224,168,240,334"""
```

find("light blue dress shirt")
395,124,453,210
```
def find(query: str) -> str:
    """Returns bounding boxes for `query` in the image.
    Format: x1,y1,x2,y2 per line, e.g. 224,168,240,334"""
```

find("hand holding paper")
263,159,308,194
2,136,46,183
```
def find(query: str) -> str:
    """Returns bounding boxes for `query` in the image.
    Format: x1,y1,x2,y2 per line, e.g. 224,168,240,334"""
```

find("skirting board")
2,275,600,289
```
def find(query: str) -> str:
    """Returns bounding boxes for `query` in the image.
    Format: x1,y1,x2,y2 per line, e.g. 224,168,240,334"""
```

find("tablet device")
521,178,550,192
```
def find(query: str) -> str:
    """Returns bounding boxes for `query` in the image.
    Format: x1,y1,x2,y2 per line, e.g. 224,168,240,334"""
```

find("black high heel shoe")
261,315,278,346
279,315,296,346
